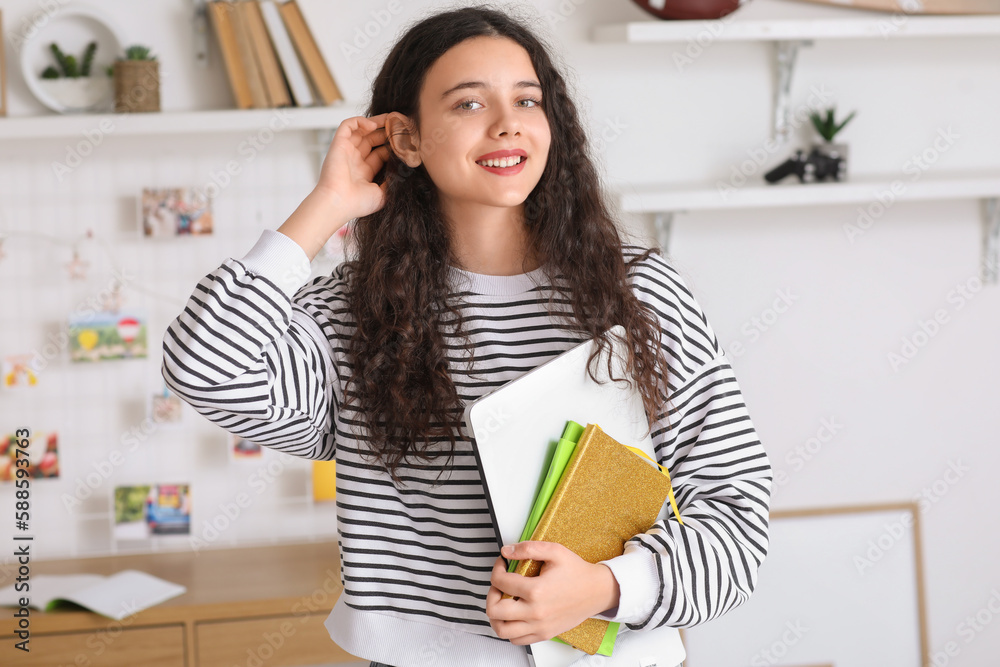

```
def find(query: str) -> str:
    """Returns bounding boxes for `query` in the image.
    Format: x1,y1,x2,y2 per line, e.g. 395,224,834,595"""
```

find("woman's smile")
476,155,528,175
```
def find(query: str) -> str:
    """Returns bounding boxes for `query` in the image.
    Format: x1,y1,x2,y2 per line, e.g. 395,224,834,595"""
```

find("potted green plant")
111,44,160,113
38,40,113,112
808,106,856,181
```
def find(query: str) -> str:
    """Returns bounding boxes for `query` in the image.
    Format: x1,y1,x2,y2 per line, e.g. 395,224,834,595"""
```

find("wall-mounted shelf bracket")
192,0,209,69
773,39,813,146
312,128,336,179
983,197,999,284
652,211,675,255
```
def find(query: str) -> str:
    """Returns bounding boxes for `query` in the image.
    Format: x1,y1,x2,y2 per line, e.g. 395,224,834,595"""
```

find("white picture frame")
682,503,929,667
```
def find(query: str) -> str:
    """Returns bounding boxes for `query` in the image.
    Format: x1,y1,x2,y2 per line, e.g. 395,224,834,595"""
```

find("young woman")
162,6,771,666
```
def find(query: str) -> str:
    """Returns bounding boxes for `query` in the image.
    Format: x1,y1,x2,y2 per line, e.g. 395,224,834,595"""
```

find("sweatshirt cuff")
595,549,661,624
238,229,313,299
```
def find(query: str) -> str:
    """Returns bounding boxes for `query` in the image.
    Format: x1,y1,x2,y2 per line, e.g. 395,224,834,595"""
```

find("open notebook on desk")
0,569,185,620
463,324,686,667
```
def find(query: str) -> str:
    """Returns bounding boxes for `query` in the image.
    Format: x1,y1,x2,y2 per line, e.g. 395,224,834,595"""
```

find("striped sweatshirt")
161,228,772,667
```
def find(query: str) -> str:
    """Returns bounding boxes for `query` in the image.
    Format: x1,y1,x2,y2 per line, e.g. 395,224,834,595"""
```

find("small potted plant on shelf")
38,41,113,112
808,105,856,182
110,45,160,113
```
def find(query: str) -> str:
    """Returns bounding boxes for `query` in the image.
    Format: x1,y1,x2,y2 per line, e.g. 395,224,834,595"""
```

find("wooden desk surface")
0,540,344,634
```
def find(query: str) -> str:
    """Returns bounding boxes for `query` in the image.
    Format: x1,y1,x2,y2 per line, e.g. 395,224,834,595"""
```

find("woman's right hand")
276,113,393,262
314,112,393,224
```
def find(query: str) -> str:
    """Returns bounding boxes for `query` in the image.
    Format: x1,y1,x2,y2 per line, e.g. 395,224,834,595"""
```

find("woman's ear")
384,112,421,168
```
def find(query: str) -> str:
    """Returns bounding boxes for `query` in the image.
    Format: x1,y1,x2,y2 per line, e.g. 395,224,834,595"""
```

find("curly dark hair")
340,4,672,485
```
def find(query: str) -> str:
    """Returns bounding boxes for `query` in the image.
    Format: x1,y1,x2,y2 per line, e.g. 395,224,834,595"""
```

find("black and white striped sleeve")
595,249,772,630
160,229,337,461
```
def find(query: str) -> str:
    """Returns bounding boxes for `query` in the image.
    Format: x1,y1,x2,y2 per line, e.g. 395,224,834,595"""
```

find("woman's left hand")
485,541,620,645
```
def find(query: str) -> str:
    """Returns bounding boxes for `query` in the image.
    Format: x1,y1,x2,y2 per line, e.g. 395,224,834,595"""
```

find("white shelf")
615,170,1000,213
615,169,1000,284
0,104,358,140
592,0,1000,43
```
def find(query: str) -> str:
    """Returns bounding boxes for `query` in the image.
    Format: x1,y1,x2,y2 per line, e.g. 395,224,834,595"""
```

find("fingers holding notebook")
485,542,619,646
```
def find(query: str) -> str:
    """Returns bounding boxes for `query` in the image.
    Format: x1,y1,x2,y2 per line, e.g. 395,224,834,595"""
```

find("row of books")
207,0,342,109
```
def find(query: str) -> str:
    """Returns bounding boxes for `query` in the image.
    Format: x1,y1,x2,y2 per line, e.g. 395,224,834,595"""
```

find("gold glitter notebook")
501,422,670,655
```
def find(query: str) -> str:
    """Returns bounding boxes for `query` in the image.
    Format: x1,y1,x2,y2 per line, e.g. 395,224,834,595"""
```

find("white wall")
1,0,998,664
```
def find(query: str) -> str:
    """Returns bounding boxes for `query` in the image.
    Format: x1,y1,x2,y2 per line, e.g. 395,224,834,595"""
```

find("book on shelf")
0,570,186,621
278,0,343,105
240,0,292,107
208,0,341,110
207,1,253,109
230,0,269,108
259,0,315,106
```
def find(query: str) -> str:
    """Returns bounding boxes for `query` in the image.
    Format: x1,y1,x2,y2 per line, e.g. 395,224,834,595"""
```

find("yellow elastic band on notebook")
623,446,684,526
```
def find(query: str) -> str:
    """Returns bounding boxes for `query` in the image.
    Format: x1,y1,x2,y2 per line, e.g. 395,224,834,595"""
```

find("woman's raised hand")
314,112,393,223
277,113,393,262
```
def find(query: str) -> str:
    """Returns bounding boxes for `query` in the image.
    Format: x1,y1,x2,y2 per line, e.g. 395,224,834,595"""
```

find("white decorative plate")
19,4,127,114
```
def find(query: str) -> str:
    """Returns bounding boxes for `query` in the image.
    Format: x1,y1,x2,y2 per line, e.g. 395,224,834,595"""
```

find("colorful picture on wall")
69,310,147,361
150,385,183,424
312,460,336,502
2,353,39,389
0,431,59,481
229,433,262,461
140,188,213,237
114,483,191,540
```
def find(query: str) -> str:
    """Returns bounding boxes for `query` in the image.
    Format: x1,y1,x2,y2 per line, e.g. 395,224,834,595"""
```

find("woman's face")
396,36,551,218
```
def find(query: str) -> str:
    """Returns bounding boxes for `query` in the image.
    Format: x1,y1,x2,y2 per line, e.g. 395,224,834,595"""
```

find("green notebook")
507,419,620,657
